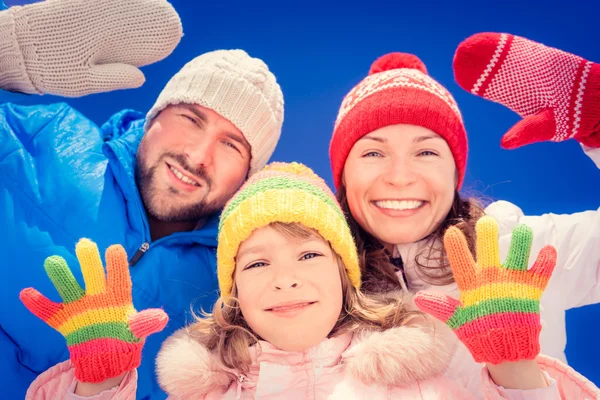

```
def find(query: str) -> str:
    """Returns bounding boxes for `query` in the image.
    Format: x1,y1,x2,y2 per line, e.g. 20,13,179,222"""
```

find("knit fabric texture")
217,162,360,297
145,49,285,175
414,216,557,364
330,52,468,189
0,0,182,96
453,32,600,149
20,239,168,383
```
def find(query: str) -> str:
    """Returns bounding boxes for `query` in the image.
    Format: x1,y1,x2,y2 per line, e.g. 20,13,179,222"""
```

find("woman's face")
342,124,456,248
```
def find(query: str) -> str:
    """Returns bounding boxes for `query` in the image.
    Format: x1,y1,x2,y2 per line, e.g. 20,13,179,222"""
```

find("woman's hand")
453,33,600,149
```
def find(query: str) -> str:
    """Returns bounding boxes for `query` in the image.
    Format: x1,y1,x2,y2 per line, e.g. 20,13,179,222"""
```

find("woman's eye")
362,151,382,158
418,150,438,157
300,252,321,260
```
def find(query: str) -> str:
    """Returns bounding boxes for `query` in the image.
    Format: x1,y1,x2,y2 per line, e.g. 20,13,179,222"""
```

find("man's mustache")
162,152,212,187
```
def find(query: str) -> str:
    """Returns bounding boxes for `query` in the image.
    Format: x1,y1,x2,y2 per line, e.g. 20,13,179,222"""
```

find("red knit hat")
329,53,468,189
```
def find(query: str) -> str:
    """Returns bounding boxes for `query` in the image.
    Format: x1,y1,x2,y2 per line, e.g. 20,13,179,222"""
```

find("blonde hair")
188,222,418,373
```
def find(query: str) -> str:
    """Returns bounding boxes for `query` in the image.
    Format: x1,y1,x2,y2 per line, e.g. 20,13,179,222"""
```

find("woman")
328,32,600,395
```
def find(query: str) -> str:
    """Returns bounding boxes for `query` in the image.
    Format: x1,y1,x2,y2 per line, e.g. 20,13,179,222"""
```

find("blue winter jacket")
0,102,220,399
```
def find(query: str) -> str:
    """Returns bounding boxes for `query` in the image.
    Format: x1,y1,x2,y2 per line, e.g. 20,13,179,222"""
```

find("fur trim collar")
342,314,454,386
156,328,232,399
156,295,455,397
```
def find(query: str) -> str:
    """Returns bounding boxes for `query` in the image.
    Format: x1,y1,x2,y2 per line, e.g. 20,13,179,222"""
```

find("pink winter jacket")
26,315,599,399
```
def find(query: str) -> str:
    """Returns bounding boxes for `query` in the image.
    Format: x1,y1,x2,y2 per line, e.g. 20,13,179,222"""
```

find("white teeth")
375,200,423,211
169,166,199,186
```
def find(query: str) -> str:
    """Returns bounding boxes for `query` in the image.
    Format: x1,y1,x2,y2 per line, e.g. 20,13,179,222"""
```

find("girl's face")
343,124,456,249
234,225,343,352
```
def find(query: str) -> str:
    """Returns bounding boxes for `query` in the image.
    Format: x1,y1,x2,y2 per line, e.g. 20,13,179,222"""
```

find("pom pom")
369,53,428,75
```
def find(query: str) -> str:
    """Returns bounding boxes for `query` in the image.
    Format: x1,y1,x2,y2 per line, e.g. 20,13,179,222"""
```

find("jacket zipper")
127,228,211,267
236,375,246,399
129,242,150,267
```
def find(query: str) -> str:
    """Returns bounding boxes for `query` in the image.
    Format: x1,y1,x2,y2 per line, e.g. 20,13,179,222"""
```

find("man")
0,0,284,398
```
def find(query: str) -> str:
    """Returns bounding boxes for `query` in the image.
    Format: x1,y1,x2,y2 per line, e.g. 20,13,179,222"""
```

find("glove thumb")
501,109,557,149
414,291,461,324
129,309,169,340
83,64,146,96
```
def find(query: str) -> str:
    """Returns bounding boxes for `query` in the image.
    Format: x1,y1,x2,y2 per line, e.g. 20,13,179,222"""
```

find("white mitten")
0,0,182,97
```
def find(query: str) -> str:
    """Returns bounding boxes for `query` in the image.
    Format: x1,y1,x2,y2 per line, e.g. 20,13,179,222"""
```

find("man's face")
136,104,251,224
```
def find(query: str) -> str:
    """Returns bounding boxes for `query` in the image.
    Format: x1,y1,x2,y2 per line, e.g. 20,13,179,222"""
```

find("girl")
22,162,598,399
328,33,600,394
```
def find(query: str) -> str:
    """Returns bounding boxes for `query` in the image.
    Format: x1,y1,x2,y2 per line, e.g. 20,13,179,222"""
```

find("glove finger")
443,226,477,290
86,64,145,94
129,309,169,339
501,109,557,149
414,291,461,324
504,224,533,271
475,216,500,269
94,0,183,68
20,288,62,327
44,256,85,304
76,238,106,295
529,245,557,289
105,244,132,304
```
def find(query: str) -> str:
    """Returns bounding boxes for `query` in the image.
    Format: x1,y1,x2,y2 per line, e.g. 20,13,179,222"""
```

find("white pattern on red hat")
336,69,463,130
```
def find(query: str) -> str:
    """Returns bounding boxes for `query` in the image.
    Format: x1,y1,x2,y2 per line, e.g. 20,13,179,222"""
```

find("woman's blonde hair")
188,222,418,373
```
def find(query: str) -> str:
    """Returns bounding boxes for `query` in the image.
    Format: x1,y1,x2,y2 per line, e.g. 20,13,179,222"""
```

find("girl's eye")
362,151,382,158
300,252,321,260
245,261,267,270
418,150,438,157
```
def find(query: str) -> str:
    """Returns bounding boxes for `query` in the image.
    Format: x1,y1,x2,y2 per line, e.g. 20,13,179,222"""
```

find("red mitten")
453,32,600,149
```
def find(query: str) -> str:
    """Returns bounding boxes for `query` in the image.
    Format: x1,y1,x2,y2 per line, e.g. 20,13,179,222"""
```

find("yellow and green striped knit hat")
217,162,360,297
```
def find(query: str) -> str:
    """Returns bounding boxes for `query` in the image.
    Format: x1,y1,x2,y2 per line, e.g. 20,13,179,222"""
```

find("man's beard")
135,150,225,223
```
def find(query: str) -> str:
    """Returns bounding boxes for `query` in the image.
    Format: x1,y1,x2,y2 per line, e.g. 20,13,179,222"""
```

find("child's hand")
20,239,168,383
414,216,556,365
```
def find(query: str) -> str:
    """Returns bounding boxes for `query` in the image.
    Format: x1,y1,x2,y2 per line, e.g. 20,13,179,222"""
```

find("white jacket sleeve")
582,144,600,169
486,144,600,309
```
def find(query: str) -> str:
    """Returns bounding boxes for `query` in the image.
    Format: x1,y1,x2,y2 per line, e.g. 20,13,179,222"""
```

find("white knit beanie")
145,49,284,174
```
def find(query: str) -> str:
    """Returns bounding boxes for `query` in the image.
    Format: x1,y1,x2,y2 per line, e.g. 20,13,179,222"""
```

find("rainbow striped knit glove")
414,216,557,364
20,239,168,383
